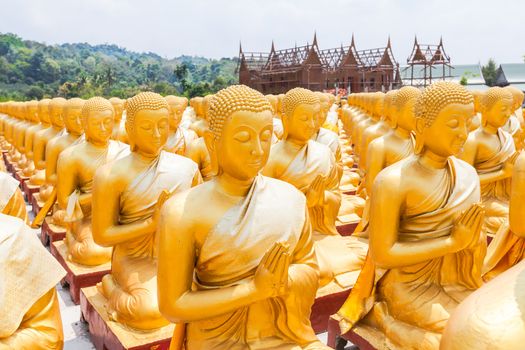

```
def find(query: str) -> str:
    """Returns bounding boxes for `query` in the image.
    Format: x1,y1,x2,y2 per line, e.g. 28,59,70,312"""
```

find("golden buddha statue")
92,92,200,330
0,170,27,222
164,95,197,155
6,103,24,164
263,87,367,289
335,81,486,350
483,150,525,280
460,87,517,236
266,94,284,141
57,97,128,266
187,97,213,181
359,92,389,173
21,100,46,177
0,214,65,349
15,101,39,172
470,90,483,132
189,96,208,137
28,98,55,186
351,94,374,159
109,97,125,141
504,86,525,150
356,87,419,235
10,103,30,168
158,84,329,350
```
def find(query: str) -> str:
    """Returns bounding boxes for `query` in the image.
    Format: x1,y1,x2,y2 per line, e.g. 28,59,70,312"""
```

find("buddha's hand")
149,190,171,230
254,242,292,299
450,203,484,251
306,175,326,207
503,151,521,176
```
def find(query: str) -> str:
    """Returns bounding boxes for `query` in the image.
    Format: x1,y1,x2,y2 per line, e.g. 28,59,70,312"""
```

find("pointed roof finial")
239,41,243,54
271,40,276,53
414,35,419,46
313,31,318,47
439,36,443,46
387,35,391,48
350,33,356,48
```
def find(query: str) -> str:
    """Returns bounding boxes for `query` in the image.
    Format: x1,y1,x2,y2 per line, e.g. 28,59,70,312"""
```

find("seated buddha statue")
504,86,525,150
0,214,65,349
359,92,389,173
0,171,27,222
21,100,46,178
158,84,329,350
460,87,517,236
483,151,525,280
32,98,85,228
15,101,39,172
57,97,128,266
109,97,125,141
186,98,213,181
189,96,208,137
470,90,483,132
92,92,200,330
38,98,70,202
335,82,486,350
164,95,197,155
28,98,55,186
5,104,24,164
10,103,30,168
263,87,367,288
356,87,419,235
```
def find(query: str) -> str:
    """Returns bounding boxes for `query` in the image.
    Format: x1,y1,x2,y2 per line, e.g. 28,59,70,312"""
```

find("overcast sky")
1,0,523,64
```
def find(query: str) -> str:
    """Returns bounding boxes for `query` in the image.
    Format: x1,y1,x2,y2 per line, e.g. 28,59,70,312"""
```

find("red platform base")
22,181,39,199
50,240,111,304
310,288,352,334
14,171,28,186
40,217,66,246
80,286,174,350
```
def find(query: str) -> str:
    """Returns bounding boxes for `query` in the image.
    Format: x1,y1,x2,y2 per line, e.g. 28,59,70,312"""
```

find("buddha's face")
212,110,273,181
112,103,124,121
49,106,65,128
167,101,186,130
38,104,50,123
285,103,320,143
64,106,83,135
419,103,472,157
397,98,417,132
194,100,204,117
85,109,114,145
128,108,169,157
485,97,513,129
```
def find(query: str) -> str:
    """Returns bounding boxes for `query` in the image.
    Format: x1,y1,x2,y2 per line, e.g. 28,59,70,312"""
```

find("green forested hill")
0,33,239,101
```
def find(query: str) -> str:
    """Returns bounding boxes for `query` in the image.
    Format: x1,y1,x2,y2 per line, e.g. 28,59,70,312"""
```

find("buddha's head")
383,90,398,127
26,100,39,123
38,99,52,124
109,97,125,123
414,82,473,157
205,85,273,180
81,97,114,146
49,97,66,128
64,98,84,136
265,94,278,115
504,86,524,112
314,91,330,129
203,95,214,121
192,97,204,118
394,86,420,132
165,95,188,130
471,90,484,114
126,92,169,157
282,88,320,144
481,87,514,129
277,94,285,114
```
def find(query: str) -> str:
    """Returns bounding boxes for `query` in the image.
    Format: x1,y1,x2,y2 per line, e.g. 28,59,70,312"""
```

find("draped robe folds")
474,129,515,235
483,221,525,280
315,128,342,165
0,171,26,222
336,157,485,350
0,214,65,344
186,175,323,350
277,140,367,288
64,140,129,266
103,151,198,329
164,127,197,156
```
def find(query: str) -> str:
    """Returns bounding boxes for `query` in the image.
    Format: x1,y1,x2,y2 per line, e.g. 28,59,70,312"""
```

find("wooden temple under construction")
238,34,401,94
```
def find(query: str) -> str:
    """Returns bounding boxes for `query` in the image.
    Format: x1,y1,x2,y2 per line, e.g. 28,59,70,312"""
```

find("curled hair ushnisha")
415,81,473,127
207,85,272,139
283,88,320,118
483,87,513,112
125,92,168,132
504,86,525,106
395,86,421,111
81,97,114,126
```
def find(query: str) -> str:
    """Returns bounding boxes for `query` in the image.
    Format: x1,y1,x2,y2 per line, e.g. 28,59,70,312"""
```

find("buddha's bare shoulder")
374,156,416,191
162,181,214,220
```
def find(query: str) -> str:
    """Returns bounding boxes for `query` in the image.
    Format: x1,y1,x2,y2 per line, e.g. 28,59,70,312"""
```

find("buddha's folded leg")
483,199,509,236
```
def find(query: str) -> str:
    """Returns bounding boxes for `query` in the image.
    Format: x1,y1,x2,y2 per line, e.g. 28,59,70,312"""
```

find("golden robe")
164,127,197,156
0,171,27,222
482,221,525,280
277,140,367,288
64,140,129,266
102,151,199,330
336,157,485,350
186,175,324,350
474,129,515,235
0,214,65,349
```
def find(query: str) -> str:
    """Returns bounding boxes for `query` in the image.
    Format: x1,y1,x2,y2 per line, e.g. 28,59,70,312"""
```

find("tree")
482,59,497,87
